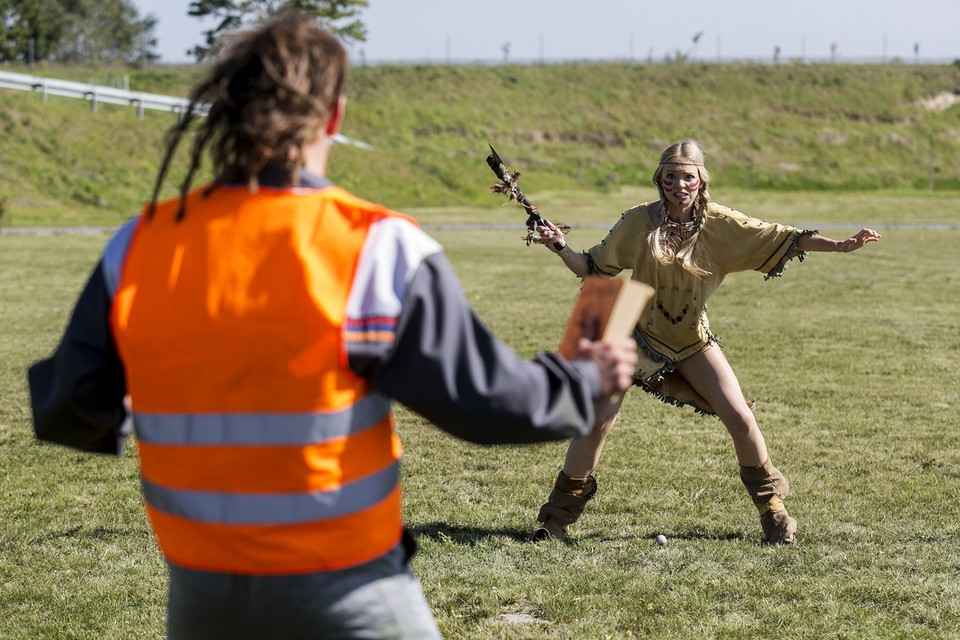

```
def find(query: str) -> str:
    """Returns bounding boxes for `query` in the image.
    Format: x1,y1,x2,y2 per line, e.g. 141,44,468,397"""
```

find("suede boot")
531,471,598,542
740,459,797,545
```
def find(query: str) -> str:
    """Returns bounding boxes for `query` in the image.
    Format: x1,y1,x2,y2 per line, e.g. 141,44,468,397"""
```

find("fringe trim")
634,379,715,417
630,330,718,418
764,229,817,280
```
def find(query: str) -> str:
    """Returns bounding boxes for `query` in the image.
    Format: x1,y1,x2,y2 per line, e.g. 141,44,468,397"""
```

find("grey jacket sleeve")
363,252,601,445
27,261,131,455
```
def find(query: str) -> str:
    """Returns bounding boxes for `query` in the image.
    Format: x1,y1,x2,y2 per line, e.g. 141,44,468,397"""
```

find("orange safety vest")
110,184,406,575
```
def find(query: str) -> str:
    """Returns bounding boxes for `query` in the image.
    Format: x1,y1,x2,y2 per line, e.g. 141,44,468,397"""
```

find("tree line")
0,0,367,65
0,0,157,64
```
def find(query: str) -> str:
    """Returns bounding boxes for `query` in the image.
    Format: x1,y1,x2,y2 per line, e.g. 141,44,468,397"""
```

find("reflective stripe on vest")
134,394,392,445
111,184,408,574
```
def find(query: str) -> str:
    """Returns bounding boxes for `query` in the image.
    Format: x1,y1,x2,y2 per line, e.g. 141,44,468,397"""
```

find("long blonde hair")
648,139,712,277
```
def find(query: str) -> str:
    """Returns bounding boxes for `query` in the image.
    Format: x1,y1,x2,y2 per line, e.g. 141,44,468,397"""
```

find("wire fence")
348,52,959,68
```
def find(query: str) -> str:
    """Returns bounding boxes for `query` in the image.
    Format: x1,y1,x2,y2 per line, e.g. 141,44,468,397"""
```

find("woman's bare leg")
532,394,625,541
678,343,796,543
677,344,767,466
562,394,625,477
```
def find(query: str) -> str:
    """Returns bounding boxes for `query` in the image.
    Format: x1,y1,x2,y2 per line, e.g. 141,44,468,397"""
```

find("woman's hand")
836,228,881,252
536,219,567,253
797,228,882,253
536,219,591,277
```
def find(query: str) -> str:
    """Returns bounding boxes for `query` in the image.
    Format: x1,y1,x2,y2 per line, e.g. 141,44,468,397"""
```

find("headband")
660,156,703,167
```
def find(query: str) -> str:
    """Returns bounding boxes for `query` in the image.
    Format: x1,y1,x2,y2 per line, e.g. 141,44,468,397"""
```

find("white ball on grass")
655,534,667,546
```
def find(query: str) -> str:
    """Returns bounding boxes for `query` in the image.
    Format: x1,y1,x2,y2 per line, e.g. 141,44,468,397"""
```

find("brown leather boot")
758,497,798,545
531,471,598,542
740,459,797,545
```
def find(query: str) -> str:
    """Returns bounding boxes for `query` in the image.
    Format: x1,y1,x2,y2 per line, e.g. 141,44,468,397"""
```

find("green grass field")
4,61,960,228
2,189,958,638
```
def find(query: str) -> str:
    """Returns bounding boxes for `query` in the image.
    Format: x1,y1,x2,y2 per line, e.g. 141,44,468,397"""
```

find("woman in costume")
532,139,880,545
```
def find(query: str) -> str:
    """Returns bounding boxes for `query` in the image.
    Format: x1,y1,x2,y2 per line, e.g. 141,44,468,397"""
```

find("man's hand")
574,336,638,397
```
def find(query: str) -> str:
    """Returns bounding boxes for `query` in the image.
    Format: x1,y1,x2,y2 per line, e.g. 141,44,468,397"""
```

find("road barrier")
0,70,372,148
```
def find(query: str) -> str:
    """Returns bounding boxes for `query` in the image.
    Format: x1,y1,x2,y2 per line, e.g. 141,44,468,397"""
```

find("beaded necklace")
659,211,700,252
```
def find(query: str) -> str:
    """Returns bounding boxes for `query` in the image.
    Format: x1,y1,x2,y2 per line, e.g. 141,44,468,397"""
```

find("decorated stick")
486,144,568,248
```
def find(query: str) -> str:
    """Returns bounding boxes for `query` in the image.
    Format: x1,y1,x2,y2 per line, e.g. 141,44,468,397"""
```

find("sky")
133,0,960,65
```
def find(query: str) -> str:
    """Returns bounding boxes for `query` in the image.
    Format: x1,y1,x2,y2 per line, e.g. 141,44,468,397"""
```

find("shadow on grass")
410,521,534,545
410,521,754,546
33,525,142,543
581,529,753,544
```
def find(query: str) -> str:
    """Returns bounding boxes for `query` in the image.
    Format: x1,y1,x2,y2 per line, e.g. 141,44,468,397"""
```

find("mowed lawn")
2,189,959,639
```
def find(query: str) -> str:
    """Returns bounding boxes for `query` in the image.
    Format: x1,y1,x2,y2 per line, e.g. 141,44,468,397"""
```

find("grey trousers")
166,544,442,640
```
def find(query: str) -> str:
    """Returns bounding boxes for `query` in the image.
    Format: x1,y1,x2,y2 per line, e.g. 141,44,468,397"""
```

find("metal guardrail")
0,70,200,117
0,70,372,149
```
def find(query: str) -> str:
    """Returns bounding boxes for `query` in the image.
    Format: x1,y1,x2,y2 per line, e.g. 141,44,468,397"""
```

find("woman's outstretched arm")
797,228,881,253
537,219,593,277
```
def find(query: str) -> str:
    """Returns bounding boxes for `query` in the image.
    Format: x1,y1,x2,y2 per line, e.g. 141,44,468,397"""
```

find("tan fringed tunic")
586,201,814,414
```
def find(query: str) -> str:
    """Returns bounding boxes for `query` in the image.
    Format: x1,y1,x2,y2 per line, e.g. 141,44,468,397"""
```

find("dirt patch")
913,91,960,112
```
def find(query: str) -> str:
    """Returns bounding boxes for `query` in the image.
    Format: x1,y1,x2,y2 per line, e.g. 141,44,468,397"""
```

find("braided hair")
147,11,348,221
648,139,712,277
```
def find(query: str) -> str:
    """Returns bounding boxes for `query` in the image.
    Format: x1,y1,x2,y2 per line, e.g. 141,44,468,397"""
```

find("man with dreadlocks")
531,139,880,546
27,12,638,640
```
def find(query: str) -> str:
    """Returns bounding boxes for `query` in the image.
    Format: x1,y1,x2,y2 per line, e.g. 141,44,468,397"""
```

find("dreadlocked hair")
648,139,712,278
146,11,348,222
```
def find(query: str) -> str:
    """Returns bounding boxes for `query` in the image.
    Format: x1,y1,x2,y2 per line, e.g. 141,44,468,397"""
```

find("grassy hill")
2,61,959,227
